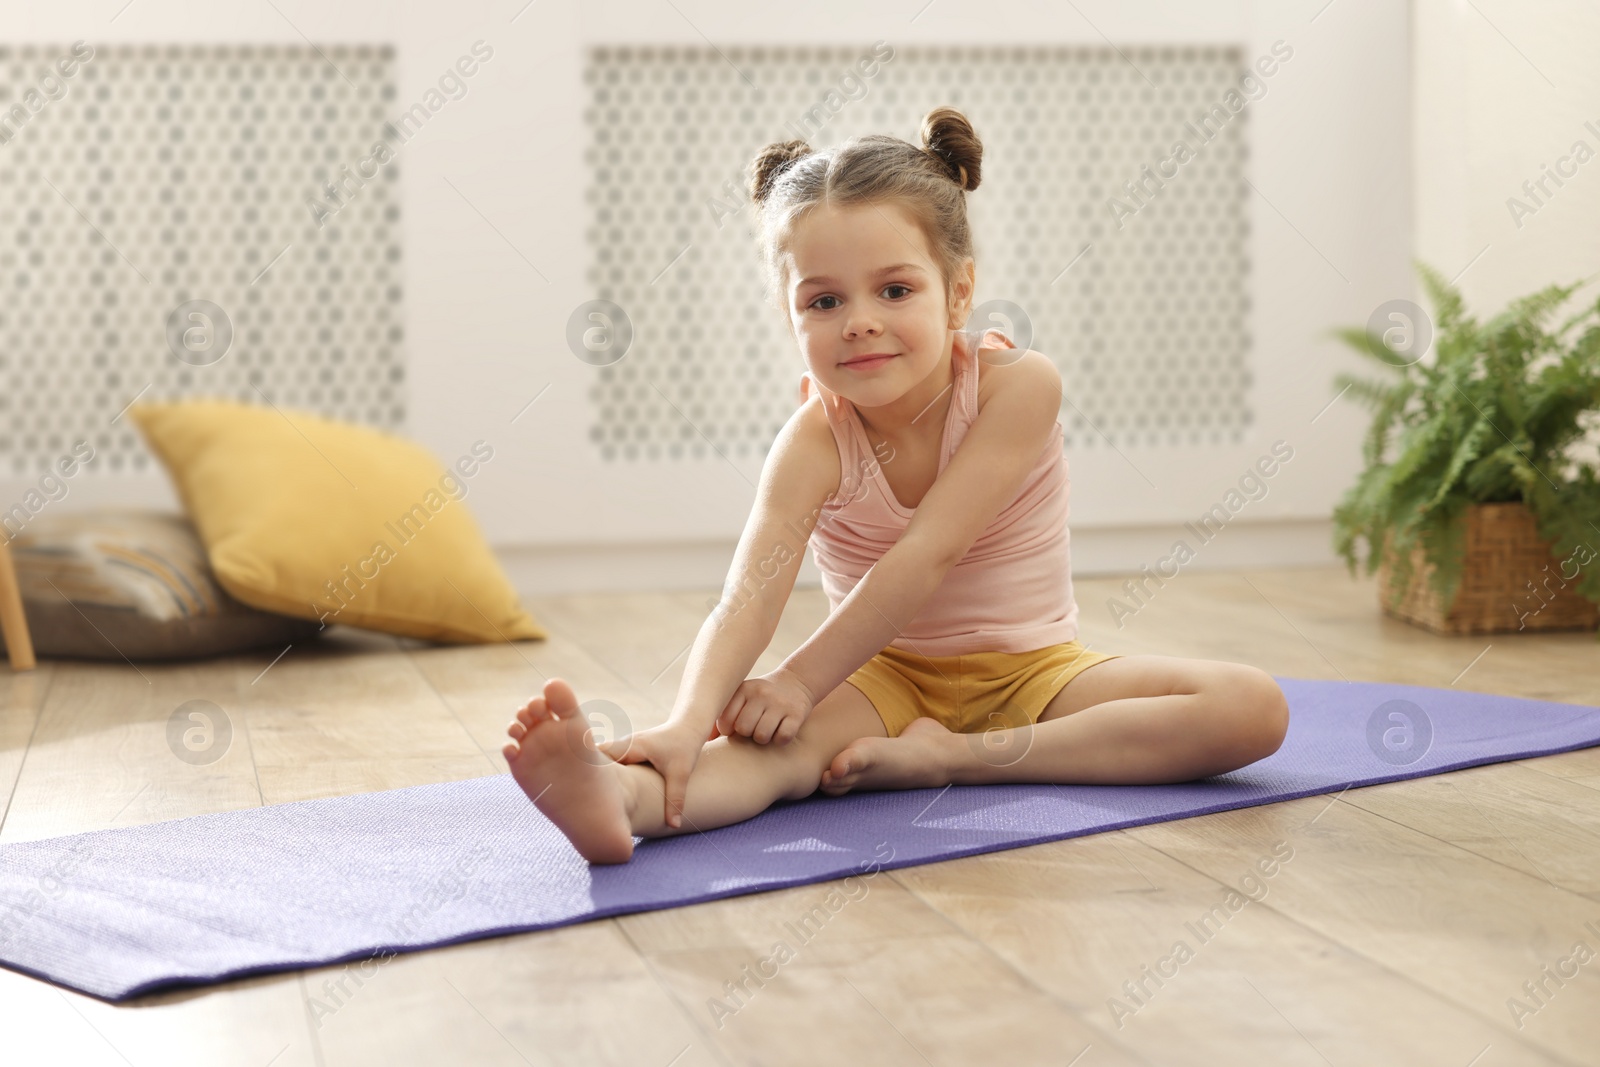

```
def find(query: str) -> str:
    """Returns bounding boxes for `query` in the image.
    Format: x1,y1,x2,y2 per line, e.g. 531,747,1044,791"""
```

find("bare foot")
820,716,955,796
503,678,636,864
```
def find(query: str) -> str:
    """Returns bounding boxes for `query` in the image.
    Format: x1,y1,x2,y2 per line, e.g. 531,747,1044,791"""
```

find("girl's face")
782,201,973,413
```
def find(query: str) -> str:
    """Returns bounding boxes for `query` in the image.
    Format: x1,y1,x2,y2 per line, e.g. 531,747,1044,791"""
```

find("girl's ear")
945,257,977,330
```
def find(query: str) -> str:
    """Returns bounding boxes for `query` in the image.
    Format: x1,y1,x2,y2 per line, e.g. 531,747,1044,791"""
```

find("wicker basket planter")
1376,502,1600,635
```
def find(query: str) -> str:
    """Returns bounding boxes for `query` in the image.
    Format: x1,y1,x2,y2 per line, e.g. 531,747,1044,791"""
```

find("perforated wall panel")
584,44,1252,462
0,44,403,476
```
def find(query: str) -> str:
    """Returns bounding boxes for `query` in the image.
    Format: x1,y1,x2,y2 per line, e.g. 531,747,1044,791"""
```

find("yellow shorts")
844,640,1123,738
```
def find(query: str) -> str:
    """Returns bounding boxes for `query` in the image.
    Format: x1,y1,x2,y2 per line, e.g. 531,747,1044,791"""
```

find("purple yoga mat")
2,675,1597,1001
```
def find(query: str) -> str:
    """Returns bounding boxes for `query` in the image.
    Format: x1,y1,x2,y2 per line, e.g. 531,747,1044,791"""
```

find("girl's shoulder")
969,329,1055,415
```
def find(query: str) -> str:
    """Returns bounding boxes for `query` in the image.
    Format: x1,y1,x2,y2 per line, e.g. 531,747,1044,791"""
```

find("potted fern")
1330,263,1600,636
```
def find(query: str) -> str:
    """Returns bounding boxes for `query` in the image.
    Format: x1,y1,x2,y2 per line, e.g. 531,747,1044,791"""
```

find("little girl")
503,106,1290,864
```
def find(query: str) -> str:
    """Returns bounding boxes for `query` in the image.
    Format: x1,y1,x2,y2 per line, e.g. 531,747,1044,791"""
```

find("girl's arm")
664,396,843,736
776,351,1066,702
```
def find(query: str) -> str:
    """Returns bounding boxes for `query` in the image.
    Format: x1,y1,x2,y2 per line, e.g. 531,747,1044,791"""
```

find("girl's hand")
595,721,706,829
715,667,818,746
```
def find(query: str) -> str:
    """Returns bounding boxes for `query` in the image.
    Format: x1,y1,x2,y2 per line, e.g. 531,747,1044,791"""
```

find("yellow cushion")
130,399,546,645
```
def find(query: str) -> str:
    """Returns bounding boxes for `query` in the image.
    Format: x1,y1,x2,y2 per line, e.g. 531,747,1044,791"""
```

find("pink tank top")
798,328,1080,656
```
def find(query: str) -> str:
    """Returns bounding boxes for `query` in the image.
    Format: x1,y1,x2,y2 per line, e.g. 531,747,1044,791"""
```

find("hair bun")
748,139,812,206
920,105,982,192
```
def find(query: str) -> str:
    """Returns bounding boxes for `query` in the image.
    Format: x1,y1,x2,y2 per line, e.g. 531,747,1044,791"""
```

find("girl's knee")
771,686,888,800
1230,666,1289,759
724,729,837,801
780,738,843,801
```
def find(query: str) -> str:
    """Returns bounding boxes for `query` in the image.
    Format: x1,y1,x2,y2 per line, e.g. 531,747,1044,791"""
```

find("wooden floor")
2,564,1599,1065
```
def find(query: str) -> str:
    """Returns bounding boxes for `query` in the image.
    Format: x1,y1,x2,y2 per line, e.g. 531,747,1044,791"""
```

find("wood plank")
1336,761,1600,893
525,592,710,716
405,628,672,762
628,878,1146,1067
0,966,315,1067
1123,793,1600,1064
1518,747,1600,780
0,663,53,830
613,820,1143,1065
1075,569,1354,678
891,819,1573,1066
239,630,492,805
642,939,1140,1067
1082,567,1600,703
668,585,836,681
1,658,261,841
305,920,722,1067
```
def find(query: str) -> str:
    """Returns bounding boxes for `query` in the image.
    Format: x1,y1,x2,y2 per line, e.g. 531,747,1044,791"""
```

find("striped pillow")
2,511,321,661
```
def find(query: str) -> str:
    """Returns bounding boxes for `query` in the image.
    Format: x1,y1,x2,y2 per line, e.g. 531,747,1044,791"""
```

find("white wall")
1413,0,1600,312
4,0,1412,592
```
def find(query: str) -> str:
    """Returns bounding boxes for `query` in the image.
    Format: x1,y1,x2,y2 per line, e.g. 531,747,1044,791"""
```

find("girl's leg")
820,656,1289,793
622,680,886,835
504,677,886,863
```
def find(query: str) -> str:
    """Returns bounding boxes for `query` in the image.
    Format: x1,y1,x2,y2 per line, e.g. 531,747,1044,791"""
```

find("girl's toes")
502,740,520,761
821,756,856,794
507,721,527,741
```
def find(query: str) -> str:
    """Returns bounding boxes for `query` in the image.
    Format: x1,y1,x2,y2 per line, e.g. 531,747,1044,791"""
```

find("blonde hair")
745,105,983,319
